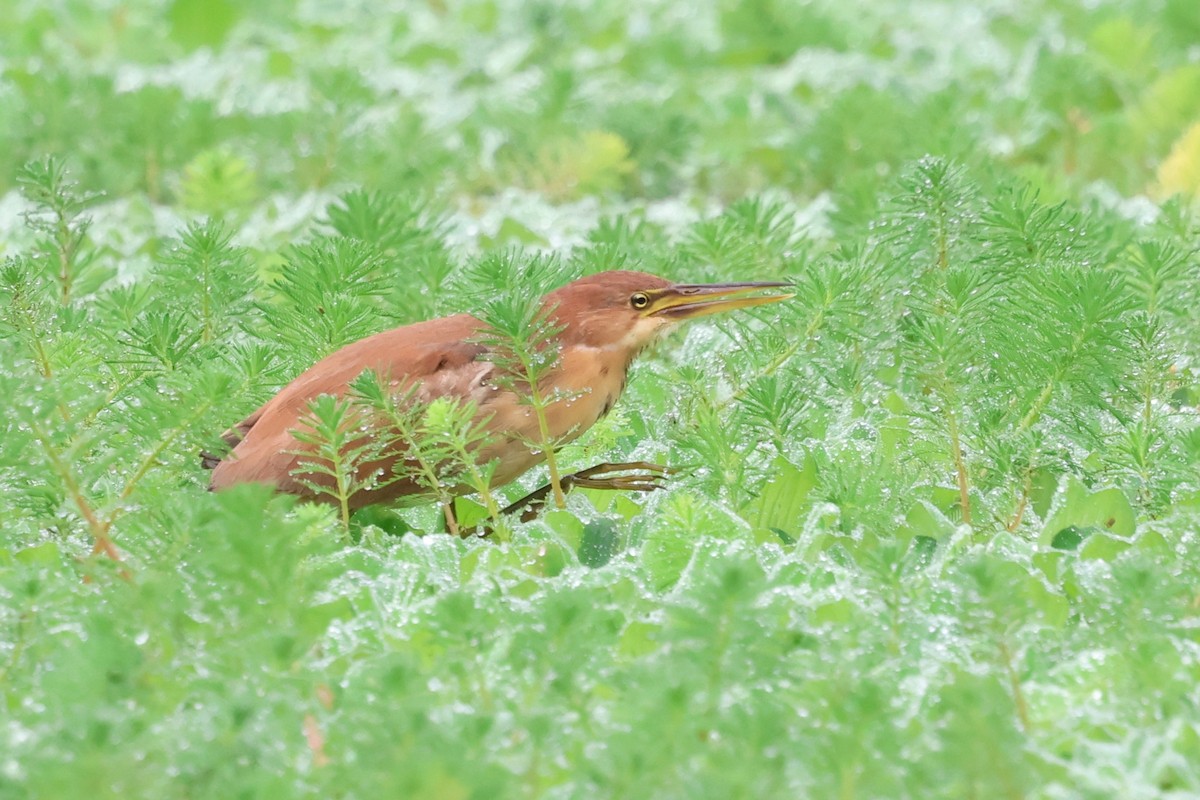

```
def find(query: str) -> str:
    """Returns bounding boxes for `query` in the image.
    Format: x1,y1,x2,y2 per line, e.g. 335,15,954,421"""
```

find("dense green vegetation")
3,0,1200,796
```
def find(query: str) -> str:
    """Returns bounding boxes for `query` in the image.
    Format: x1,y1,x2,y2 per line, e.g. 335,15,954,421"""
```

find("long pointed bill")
646,281,794,320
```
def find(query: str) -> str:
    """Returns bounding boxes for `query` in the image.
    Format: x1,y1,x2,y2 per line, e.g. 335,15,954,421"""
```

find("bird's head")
544,270,793,352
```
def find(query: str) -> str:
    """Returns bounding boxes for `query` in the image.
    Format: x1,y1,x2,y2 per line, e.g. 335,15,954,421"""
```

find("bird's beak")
646,281,794,320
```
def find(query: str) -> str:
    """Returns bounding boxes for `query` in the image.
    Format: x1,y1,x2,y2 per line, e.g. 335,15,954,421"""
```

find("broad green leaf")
517,539,569,578
486,217,549,247
813,598,856,625
299,597,355,639
1132,64,1200,139
1156,121,1200,199
543,509,585,551
1078,531,1133,561
14,541,60,566
899,499,956,542
617,619,659,658
747,454,816,534
1040,477,1136,547
640,522,694,592
1050,524,1089,551
168,0,240,50
579,520,622,568
179,148,259,216
1087,18,1155,75
641,493,750,591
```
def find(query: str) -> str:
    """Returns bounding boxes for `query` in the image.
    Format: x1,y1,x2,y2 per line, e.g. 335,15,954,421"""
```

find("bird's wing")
208,314,493,493
200,407,264,470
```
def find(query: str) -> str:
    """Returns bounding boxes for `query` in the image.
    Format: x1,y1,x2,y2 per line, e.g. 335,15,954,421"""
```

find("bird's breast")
543,344,631,438
469,344,630,477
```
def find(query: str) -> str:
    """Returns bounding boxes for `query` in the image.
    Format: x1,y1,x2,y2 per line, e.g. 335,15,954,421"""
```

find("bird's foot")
498,461,675,525
561,461,676,492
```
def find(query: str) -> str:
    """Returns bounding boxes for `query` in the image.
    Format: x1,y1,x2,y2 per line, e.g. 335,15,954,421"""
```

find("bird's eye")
630,292,650,309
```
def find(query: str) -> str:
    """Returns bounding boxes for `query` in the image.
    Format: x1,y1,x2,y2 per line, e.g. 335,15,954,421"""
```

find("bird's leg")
499,461,675,524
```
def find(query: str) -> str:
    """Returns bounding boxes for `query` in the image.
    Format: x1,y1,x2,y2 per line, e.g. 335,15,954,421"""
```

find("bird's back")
208,313,487,498
208,289,642,508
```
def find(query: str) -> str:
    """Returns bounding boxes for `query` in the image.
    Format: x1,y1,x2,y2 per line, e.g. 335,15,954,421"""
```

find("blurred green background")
3,1,1200,798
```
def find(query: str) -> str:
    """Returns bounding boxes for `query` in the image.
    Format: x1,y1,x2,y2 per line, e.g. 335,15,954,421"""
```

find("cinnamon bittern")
205,270,791,523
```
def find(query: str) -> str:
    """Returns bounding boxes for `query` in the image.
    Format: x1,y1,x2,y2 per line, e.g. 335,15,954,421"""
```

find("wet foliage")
3,0,1200,796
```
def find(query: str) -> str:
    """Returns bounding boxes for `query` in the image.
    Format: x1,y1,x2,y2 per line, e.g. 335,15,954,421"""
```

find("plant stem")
200,249,213,343
392,421,458,532
946,408,971,525
441,502,460,537
0,611,30,687
716,297,826,412
98,395,223,534
29,335,54,380
461,456,502,531
1006,470,1031,532
998,638,1030,732
935,213,949,271
56,209,74,305
333,450,353,532
29,419,124,566
1015,328,1088,434
1015,380,1055,434
522,361,566,509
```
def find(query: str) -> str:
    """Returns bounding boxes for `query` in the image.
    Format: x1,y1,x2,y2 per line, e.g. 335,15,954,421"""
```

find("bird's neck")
543,343,635,434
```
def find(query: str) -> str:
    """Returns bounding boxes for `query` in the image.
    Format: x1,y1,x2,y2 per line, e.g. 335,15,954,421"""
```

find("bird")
205,270,791,529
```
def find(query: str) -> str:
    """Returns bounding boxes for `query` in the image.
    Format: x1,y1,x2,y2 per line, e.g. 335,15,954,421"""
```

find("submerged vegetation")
2,0,1200,796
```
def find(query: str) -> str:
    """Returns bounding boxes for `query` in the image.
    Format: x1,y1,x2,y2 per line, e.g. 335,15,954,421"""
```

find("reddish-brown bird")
206,270,790,521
